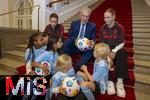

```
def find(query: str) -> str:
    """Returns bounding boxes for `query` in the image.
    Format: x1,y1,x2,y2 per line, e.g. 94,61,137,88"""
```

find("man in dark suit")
63,7,96,72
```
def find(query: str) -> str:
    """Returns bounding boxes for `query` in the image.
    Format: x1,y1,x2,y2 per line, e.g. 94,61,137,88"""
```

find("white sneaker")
107,81,116,95
116,82,126,98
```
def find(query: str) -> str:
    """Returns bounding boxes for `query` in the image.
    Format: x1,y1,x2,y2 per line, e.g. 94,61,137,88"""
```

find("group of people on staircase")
18,7,129,100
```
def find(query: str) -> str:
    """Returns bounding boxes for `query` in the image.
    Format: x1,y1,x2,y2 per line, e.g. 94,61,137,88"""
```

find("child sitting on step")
25,33,46,74
51,54,95,100
80,43,111,95
31,34,63,99
32,34,63,76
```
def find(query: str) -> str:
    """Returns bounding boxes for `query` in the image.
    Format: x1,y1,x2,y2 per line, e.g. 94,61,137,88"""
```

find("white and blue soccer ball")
35,61,50,75
61,77,80,97
76,38,93,51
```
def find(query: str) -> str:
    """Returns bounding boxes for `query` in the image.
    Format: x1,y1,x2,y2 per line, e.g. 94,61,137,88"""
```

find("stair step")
5,50,24,61
132,15,150,18
134,54,150,62
132,13,150,16
64,28,70,32
134,50,150,55
135,72,150,85
135,65,150,76
133,17,150,21
132,11,150,17
132,10,150,16
132,16,150,20
134,42,150,46
63,23,71,25
133,24,150,28
132,11,150,14
132,8,150,10
64,22,71,25
63,24,71,27
16,44,27,51
63,14,78,33
134,45,150,51
63,0,102,32
134,7,150,9
132,10,150,12
0,66,17,75
18,34,31,42
133,23,150,27
25,39,29,44
64,26,70,30
132,4,149,6
134,38,150,44
0,58,24,69
133,28,150,32
0,58,24,75
134,60,150,69
135,82,150,99
132,2,148,4
133,33,150,39
132,0,150,98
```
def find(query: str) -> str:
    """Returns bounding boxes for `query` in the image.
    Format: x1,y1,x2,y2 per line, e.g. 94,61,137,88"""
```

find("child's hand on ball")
90,40,94,45
42,65,49,75
75,39,78,46
89,40,94,48
59,86,66,95
80,82,87,87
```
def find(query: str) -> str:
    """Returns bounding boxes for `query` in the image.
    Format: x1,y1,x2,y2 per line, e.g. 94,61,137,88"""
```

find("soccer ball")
35,61,50,75
76,38,93,51
61,77,80,97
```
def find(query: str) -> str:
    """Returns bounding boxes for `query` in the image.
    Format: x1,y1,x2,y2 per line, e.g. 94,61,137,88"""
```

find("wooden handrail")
0,5,40,16
47,0,70,8
0,5,41,31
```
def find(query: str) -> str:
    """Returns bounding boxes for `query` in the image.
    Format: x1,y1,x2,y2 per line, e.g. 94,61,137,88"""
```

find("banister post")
32,0,51,32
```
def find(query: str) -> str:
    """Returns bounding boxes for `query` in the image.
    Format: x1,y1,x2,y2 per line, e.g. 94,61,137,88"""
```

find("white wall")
32,0,51,31
0,0,9,27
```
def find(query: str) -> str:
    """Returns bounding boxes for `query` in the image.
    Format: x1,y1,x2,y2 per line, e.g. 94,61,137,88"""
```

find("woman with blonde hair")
99,8,128,97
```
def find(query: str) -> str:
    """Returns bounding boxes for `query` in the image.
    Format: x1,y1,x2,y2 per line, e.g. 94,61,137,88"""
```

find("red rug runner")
89,0,135,99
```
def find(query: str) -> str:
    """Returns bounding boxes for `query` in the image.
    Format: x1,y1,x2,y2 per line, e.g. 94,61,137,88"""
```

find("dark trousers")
109,49,129,81
63,38,93,72
57,91,87,100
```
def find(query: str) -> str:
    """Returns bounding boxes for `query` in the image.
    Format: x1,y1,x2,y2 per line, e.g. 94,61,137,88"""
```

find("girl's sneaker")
107,81,116,95
116,82,126,98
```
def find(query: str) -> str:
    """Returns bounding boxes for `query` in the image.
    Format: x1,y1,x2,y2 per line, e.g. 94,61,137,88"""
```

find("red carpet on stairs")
90,0,135,99
16,0,135,99
70,0,135,99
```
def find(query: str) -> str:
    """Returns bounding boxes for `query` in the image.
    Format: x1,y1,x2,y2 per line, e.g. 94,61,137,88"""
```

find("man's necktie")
78,24,85,38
